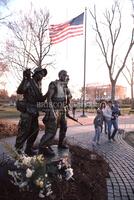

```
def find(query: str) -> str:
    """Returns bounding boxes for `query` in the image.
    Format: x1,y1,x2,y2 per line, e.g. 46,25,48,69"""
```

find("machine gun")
66,112,84,125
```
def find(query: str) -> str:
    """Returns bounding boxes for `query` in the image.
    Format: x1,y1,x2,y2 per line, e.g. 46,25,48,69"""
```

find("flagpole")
81,7,87,117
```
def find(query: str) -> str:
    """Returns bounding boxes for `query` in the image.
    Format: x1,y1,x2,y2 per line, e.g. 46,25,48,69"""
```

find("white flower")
39,190,45,198
45,182,51,188
14,160,20,168
19,181,28,188
8,170,14,176
57,164,62,170
26,168,33,178
21,155,32,166
31,156,36,162
39,181,44,188
36,154,44,162
45,174,48,178
35,179,44,188
46,189,53,196
62,157,68,165
35,179,40,186
45,182,53,196
8,146,73,198
58,174,62,180
65,168,73,180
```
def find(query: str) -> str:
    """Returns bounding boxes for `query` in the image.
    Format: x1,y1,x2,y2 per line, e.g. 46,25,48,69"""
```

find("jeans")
111,119,118,139
93,126,101,143
106,120,112,140
106,119,118,140
103,119,108,134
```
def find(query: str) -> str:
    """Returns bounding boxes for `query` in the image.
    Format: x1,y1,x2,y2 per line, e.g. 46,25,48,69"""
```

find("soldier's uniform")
39,70,72,155
15,68,47,155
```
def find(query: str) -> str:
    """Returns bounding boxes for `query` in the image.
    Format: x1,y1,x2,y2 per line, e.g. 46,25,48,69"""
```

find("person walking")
92,108,103,146
103,100,113,141
99,101,107,134
110,101,121,141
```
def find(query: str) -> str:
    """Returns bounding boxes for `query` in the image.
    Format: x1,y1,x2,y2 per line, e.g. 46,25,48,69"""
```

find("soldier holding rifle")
39,70,72,156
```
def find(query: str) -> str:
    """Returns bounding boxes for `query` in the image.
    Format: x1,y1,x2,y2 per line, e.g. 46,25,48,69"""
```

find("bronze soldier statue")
39,70,72,156
15,67,47,156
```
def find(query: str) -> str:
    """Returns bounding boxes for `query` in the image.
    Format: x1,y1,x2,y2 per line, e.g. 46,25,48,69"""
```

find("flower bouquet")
4,143,73,198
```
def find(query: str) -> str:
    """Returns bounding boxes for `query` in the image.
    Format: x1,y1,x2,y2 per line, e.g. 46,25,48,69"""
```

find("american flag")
49,13,84,44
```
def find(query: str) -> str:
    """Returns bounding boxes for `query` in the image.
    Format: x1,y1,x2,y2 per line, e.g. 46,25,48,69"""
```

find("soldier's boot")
15,148,24,155
58,137,68,149
58,144,69,149
38,146,55,157
58,126,68,149
25,146,38,157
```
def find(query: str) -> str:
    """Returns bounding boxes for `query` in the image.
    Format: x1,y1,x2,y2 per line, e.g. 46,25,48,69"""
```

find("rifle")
66,112,84,125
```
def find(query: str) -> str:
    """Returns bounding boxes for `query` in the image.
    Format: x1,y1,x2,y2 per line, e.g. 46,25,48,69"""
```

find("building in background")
81,84,127,102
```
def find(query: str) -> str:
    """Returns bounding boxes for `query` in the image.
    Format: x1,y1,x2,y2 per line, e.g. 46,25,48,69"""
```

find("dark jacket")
111,105,121,120
94,114,103,129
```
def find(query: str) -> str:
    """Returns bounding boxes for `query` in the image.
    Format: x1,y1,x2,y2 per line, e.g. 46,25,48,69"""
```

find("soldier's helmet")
33,67,47,77
58,70,67,77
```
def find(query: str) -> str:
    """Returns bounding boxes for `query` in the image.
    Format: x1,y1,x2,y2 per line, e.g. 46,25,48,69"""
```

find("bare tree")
122,58,134,106
3,6,52,80
89,1,134,101
0,59,8,77
0,0,11,81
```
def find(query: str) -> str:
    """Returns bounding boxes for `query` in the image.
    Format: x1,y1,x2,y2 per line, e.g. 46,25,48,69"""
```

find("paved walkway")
0,114,134,200
66,125,134,200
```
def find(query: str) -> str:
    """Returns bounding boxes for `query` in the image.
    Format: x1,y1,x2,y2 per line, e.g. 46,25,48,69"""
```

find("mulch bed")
0,120,18,138
0,120,44,139
124,131,134,148
51,145,110,200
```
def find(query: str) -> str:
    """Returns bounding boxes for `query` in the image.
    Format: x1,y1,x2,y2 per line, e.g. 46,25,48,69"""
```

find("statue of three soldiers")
15,68,72,156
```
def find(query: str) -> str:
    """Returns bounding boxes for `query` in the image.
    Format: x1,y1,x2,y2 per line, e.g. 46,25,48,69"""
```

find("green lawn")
0,104,132,120
0,105,20,119
120,107,131,115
